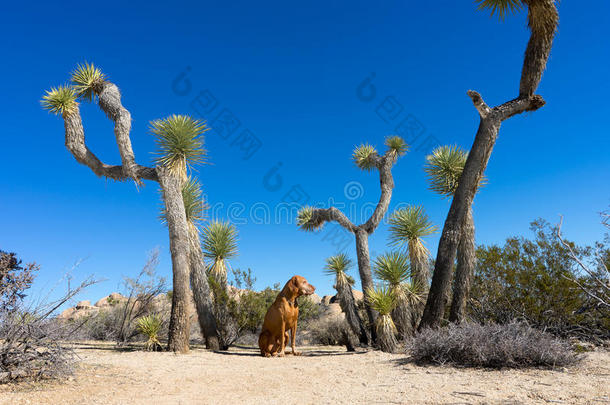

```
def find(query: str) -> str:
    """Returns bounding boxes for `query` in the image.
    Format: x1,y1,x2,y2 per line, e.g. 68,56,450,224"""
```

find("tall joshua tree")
201,220,239,349
297,136,408,336
424,146,483,323
374,252,423,339
420,0,559,329
324,254,369,346
41,63,217,353
174,177,220,350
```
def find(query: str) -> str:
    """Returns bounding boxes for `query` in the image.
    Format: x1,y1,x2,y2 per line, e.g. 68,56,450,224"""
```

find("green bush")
469,219,609,341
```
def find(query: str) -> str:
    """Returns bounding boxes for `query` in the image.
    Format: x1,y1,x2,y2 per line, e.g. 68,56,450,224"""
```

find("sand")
1,342,608,405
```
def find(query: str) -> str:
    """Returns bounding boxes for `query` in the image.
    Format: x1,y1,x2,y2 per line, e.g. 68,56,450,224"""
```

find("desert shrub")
307,316,357,348
0,250,97,383
469,219,610,342
410,322,579,368
76,249,167,345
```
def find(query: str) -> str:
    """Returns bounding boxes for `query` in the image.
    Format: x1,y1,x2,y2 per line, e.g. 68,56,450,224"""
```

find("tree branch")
467,90,491,119
63,105,158,182
362,152,397,233
304,207,357,233
97,82,141,184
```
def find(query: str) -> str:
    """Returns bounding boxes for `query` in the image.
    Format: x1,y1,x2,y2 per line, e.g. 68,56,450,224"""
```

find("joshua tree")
373,252,422,339
175,177,220,350
366,285,398,353
41,63,217,353
201,220,239,349
297,136,408,337
424,145,483,323
420,0,559,329
324,254,369,346
388,206,436,328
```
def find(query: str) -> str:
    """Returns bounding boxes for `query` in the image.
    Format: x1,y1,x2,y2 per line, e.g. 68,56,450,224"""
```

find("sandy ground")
1,342,608,405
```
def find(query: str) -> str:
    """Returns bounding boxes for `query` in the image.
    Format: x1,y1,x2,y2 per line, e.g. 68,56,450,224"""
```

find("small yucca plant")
182,176,207,233
367,285,398,353
137,314,163,351
324,253,355,288
40,85,78,116
374,252,410,286
150,114,208,180
70,62,107,102
202,221,238,282
352,143,378,171
388,206,437,263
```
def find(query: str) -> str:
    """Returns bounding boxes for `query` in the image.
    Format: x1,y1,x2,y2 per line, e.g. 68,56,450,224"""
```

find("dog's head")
286,275,316,297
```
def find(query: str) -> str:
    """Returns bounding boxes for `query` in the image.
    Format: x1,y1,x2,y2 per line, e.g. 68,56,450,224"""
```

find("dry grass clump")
410,322,579,368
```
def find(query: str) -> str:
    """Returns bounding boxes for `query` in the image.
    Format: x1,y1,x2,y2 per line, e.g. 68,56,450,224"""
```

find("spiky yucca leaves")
137,314,163,351
352,144,378,171
388,206,437,257
385,136,409,156
425,145,486,197
374,252,410,286
70,62,107,102
374,252,419,339
297,206,324,231
40,85,78,116
388,205,436,311
202,221,238,282
182,177,207,234
324,253,354,288
425,145,468,197
475,0,523,19
366,285,398,353
150,115,208,180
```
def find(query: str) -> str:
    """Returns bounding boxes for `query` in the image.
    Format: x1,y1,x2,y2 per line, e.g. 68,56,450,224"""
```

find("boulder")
321,295,333,306
76,300,92,309
308,293,322,305
352,289,364,302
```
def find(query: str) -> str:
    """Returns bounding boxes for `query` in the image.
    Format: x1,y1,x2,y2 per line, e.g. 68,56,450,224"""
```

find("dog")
258,275,315,357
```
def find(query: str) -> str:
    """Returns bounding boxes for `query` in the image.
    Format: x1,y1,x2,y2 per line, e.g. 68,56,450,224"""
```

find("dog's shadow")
212,346,368,357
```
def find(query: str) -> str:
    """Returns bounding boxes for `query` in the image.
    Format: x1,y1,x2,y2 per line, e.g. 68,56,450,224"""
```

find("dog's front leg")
278,321,286,357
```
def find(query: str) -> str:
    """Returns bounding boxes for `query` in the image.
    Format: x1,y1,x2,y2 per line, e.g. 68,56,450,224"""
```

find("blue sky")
1,1,609,304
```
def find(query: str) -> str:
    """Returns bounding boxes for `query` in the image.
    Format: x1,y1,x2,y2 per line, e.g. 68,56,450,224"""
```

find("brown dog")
258,275,315,357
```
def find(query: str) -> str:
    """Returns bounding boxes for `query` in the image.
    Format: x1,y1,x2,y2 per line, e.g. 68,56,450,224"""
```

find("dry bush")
1,251,97,383
410,322,579,369
307,316,357,348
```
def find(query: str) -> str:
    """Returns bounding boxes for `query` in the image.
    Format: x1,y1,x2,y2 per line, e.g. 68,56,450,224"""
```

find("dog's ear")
287,276,300,295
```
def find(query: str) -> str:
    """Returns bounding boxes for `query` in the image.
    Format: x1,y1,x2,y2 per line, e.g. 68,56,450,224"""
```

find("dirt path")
1,343,608,404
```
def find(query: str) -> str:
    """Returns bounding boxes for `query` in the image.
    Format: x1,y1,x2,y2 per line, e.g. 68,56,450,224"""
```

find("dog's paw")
278,351,286,357
292,351,302,356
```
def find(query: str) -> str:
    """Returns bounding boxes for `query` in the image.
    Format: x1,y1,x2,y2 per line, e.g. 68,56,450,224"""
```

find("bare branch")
63,105,158,182
467,90,491,119
362,152,397,233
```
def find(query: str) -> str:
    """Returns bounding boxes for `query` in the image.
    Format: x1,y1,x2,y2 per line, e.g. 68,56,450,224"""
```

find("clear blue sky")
1,1,609,305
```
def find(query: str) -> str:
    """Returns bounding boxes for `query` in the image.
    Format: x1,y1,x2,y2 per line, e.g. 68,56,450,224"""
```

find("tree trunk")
392,297,413,339
449,207,475,324
408,242,429,329
336,280,369,346
355,228,377,339
419,93,546,330
158,167,191,353
188,231,220,350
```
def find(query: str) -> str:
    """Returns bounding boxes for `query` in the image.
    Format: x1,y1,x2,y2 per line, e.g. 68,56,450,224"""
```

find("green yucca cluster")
70,62,107,102
182,177,207,227
352,144,378,171
366,285,396,316
388,205,437,246
374,252,410,286
40,85,78,116
136,314,163,351
324,253,355,287
297,206,324,231
150,114,208,179
201,221,238,261
385,135,409,156
41,62,107,116
424,145,485,198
